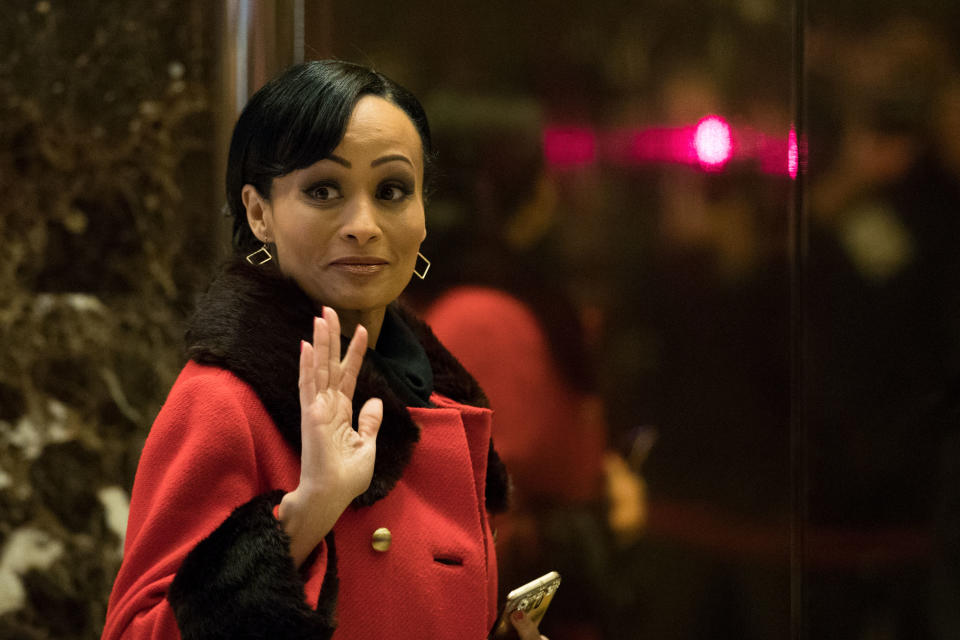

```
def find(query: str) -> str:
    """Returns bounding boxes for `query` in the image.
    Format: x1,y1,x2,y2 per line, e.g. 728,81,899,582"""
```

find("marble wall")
0,1,219,637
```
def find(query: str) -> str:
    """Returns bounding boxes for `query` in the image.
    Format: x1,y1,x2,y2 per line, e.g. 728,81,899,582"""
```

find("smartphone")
493,571,561,638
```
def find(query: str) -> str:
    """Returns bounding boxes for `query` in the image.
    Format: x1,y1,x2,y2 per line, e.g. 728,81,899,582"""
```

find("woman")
102,60,545,640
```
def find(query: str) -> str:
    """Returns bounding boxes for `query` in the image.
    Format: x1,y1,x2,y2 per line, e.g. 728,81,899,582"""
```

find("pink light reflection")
627,127,692,164
544,118,796,175
543,127,596,166
787,126,799,179
693,115,733,169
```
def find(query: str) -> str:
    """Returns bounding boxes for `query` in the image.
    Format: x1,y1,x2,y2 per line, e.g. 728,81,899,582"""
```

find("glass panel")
803,3,960,638
310,2,796,638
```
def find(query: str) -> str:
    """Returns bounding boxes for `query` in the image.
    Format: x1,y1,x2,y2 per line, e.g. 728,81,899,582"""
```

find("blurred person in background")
408,94,647,640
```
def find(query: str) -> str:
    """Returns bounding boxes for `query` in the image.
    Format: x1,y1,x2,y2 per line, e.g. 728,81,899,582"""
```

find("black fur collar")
184,256,505,509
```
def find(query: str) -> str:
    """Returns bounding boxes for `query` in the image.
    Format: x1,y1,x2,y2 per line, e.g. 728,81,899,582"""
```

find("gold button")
371,527,392,552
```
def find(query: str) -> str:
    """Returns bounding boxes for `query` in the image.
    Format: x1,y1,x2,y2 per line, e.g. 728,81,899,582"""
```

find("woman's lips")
329,258,387,274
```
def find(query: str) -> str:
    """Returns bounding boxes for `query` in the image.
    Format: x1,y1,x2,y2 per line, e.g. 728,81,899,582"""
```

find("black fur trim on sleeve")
168,491,338,640
313,531,338,623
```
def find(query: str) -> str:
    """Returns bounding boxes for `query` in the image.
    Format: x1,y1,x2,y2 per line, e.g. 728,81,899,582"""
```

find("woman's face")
246,95,427,317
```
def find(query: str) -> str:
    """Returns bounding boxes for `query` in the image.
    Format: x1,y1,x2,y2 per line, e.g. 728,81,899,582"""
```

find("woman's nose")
340,197,381,245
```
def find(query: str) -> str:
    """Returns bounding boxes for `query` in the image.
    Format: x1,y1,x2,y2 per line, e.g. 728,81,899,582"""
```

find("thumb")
509,609,546,640
357,397,383,441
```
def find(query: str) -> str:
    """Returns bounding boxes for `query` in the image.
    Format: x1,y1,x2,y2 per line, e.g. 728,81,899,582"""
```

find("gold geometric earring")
413,252,431,280
246,243,273,265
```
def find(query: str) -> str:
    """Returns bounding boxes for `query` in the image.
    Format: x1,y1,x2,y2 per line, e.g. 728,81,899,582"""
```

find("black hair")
225,60,435,253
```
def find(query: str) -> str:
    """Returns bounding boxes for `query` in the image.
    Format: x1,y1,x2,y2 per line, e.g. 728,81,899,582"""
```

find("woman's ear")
242,184,272,243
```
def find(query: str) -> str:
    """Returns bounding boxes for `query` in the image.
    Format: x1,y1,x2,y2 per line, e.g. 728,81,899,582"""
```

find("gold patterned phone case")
494,571,561,637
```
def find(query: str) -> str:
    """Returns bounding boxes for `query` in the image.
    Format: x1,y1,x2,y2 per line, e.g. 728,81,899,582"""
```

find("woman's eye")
377,183,412,202
307,184,341,201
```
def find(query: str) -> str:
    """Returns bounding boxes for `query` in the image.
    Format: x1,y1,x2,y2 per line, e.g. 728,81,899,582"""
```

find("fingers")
313,316,329,392
307,308,367,398
356,397,383,441
340,324,368,399
509,610,546,640
324,307,342,389
298,340,316,409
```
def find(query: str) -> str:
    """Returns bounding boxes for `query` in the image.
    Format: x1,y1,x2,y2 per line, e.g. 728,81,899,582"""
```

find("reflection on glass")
311,3,796,638
805,5,960,639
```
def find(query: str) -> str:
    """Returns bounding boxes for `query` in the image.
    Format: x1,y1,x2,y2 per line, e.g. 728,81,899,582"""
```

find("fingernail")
320,306,326,318
513,610,524,621
300,340,305,353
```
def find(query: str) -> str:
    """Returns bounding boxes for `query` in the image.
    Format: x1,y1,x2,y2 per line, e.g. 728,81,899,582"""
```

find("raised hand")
279,307,383,566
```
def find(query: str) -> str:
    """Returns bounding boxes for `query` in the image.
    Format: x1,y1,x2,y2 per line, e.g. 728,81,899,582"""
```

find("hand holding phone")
493,571,561,638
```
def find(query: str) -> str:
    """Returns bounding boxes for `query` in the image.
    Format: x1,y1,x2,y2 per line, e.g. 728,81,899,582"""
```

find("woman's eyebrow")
327,154,352,168
371,154,413,168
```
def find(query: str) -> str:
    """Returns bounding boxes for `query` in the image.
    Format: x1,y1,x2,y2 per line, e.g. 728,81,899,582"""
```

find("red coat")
102,259,508,640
